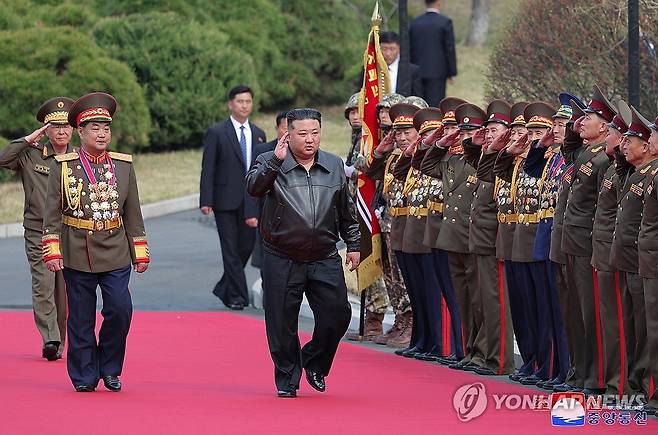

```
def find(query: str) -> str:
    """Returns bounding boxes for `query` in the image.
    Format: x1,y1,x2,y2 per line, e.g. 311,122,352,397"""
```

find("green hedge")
0,26,150,152
92,12,259,150
0,0,377,155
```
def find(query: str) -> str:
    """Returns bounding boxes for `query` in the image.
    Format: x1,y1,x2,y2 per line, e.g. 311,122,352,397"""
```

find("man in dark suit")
380,31,423,97
409,0,458,107
246,111,288,271
200,85,267,310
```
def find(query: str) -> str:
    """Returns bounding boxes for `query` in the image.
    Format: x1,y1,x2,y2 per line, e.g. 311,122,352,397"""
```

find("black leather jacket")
246,149,360,262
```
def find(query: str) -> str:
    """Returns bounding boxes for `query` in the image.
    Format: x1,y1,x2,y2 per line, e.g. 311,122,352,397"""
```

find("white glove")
344,164,356,178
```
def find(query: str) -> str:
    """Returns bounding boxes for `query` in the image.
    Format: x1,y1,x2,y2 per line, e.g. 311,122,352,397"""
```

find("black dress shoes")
437,355,460,366
75,384,95,392
552,382,582,393
415,352,441,362
474,367,497,376
519,374,544,385
583,388,606,397
305,369,326,392
42,341,60,361
227,302,244,311
103,376,122,392
277,389,297,398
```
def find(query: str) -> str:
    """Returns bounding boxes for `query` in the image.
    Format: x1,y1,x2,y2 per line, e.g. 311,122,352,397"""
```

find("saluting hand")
46,259,63,272
506,132,530,156
25,123,50,146
538,129,555,148
488,129,511,152
573,116,585,135
274,131,289,160
422,125,444,148
471,128,486,147
404,137,421,157
377,131,396,154
436,130,461,149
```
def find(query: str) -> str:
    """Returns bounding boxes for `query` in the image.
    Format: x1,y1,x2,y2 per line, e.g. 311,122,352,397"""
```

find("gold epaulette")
652,166,658,176
54,152,79,162
109,151,133,162
590,146,604,154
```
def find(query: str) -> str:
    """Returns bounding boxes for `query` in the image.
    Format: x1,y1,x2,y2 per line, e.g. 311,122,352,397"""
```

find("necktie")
239,125,248,171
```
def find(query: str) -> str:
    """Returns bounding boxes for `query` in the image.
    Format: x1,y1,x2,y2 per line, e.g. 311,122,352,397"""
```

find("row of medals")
67,164,120,220
516,175,540,212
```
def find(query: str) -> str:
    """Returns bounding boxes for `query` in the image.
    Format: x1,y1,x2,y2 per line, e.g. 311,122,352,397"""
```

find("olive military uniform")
0,97,74,358
42,92,150,389
561,86,615,391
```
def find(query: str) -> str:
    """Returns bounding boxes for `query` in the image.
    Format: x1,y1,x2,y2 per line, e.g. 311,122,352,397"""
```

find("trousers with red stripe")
565,254,605,390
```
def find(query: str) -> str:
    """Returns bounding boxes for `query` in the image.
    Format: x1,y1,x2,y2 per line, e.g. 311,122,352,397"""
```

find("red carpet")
0,311,652,434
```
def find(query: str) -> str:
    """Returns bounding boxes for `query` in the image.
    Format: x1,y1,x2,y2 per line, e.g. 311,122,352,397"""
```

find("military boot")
345,312,384,341
387,311,412,348
373,313,405,345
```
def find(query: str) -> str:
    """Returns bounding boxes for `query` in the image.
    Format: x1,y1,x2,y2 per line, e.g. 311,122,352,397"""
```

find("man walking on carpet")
247,108,360,398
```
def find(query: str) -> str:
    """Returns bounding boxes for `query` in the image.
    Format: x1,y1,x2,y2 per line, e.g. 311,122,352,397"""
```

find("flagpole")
355,0,386,342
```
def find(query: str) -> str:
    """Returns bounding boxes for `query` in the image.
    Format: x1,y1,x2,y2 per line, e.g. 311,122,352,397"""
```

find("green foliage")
0,26,150,152
486,0,658,115
0,137,15,183
93,12,259,149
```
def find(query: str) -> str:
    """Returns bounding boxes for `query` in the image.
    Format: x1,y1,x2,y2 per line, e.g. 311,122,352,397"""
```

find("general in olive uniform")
42,92,150,392
422,102,484,370
589,101,631,397
462,99,515,376
638,113,658,416
611,103,658,397
561,85,615,395
0,97,74,360
419,97,467,365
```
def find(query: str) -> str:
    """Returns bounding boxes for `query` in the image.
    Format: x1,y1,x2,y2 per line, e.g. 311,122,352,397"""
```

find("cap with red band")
390,103,420,129
584,84,615,122
455,103,486,130
524,102,556,129
485,99,512,126
68,92,117,128
439,97,467,125
413,108,443,135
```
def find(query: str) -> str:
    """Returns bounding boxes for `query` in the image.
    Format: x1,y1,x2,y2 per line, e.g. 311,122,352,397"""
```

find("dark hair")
228,85,253,101
380,31,399,45
425,0,439,6
275,111,288,127
286,108,322,129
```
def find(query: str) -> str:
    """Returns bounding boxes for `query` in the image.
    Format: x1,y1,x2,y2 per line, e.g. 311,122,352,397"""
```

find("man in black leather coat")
246,108,360,398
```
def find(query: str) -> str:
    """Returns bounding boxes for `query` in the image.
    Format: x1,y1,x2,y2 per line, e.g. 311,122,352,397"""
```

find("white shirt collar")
230,115,249,129
426,8,440,14
389,56,400,70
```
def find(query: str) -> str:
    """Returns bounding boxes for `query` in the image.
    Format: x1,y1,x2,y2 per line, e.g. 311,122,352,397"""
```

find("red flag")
355,2,390,291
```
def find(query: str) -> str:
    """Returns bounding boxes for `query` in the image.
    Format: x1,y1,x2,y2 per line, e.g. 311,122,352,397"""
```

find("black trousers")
262,252,351,391
213,206,255,306
62,265,132,387
431,249,464,359
421,77,447,108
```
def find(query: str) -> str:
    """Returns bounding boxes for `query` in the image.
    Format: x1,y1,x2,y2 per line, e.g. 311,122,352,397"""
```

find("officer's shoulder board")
109,151,133,163
590,146,604,154
54,152,79,162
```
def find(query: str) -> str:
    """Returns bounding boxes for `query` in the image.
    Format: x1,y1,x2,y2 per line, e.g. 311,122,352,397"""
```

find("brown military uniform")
42,150,149,272
422,136,484,365
0,139,69,350
364,149,411,315
561,141,612,390
42,92,150,388
639,161,658,410
610,157,658,396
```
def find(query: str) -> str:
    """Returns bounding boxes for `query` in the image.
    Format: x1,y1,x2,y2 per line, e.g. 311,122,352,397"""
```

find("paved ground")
0,210,261,311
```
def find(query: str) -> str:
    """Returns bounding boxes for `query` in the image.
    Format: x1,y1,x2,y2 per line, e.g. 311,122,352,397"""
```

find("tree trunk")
465,0,490,47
